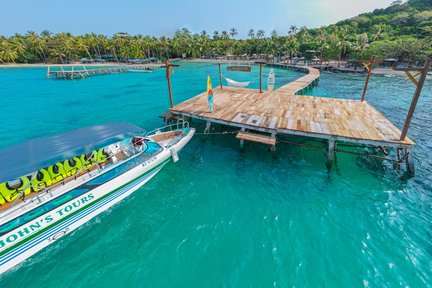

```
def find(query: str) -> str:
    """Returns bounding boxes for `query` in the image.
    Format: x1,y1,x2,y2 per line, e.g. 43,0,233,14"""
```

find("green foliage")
0,0,430,64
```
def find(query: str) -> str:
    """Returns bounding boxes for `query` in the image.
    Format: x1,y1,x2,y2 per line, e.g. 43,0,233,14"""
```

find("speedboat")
0,121,195,274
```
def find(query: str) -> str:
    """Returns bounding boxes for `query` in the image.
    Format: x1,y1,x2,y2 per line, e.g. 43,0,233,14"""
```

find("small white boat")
225,77,250,88
0,121,194,274
267,68,275,91
127,68,152,73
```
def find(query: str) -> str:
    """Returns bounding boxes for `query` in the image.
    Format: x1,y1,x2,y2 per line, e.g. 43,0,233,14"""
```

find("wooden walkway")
267,64,320,95
169,86,413,147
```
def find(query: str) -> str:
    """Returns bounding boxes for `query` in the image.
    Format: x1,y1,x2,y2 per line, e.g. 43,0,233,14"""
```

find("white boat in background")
127,68,152,73
0,121,194,274
225,77,250,88
267,68,275,91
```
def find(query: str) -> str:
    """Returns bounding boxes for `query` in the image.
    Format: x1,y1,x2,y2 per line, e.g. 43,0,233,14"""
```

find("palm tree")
26,31,48,62
357,33,369,57
256,29,265,39
289,25,298,35
229,28,238,39
0,42,18,63
248,29,255,39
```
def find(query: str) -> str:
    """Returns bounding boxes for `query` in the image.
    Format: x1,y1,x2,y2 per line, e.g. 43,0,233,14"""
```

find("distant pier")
47,64,164,79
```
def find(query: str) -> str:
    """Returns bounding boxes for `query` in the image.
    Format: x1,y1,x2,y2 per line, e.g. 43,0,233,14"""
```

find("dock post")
47,66,50,79
259,64,263,93
204,121,211,134
327,139,336,168
270,132,276,152
361,56,375,102
400,59,432,141
405,148,415,177
218,63,223,89
239,128,246,150
166,59,174,108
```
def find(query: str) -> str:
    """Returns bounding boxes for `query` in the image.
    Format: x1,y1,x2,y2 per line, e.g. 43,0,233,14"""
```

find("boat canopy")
0,122,143,183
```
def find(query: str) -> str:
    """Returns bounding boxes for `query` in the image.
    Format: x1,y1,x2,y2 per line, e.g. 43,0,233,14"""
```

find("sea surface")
0,63,431,287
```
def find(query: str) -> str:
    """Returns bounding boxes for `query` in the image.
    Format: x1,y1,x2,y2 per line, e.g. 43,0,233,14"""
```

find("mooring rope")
189,125,408,163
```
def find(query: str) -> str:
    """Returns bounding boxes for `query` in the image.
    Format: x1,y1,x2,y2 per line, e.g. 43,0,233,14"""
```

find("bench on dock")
236,131,276,146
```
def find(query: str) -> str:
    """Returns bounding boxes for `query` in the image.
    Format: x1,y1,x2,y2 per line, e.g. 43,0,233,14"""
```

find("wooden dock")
169,86,414,147
168,63,418,173
47,66,128,79
46,64,164,79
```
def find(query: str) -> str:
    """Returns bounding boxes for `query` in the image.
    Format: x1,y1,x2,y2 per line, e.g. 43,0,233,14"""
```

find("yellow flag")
207,76,214,112
207,76,213,94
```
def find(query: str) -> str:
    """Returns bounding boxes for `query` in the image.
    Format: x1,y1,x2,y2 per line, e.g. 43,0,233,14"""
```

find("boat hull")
0,155,169,274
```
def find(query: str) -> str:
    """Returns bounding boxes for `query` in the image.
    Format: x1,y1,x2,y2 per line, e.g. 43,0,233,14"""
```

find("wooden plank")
236,131,276,145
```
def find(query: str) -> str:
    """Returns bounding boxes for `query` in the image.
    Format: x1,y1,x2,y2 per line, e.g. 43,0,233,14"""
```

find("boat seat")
0,177,31,203
48,162,67,184
63,157,82,177
80,153,93,169
94,148,109,164
30,168,52,192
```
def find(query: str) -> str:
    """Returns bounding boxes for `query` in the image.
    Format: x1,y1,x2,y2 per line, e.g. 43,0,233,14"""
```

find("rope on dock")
335,148,408,163
194,130,240,135
191,127,408,163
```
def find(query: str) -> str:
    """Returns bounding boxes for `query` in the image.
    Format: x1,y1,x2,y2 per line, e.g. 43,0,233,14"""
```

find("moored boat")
0,121,195,274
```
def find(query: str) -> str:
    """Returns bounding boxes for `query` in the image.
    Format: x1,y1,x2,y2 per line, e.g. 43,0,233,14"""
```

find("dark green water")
0,63,431,287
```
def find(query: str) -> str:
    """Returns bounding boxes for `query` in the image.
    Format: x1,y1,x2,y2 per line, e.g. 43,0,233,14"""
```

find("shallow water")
0,63,431,287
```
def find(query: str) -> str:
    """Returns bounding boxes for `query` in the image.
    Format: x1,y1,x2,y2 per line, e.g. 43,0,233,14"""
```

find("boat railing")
145,119,190,148
145,118,189,136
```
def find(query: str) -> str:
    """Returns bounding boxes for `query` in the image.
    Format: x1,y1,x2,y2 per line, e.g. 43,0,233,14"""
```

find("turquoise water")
0,63,431,287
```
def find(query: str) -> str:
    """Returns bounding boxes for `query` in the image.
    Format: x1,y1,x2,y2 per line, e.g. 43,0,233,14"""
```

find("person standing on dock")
207,76,214,113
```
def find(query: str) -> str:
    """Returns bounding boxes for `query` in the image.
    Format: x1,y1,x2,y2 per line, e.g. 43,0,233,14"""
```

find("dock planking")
169,65,414,148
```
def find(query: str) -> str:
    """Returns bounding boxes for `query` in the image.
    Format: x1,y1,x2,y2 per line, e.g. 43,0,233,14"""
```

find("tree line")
0,0,431,64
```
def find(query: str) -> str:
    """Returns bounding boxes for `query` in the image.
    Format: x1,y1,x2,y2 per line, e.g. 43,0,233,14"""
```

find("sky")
0,0,395,38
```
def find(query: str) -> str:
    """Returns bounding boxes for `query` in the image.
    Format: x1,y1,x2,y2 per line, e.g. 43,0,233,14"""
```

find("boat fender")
170,148,179,163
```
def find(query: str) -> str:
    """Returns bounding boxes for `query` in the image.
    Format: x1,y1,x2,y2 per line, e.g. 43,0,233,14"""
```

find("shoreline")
1,61,430,78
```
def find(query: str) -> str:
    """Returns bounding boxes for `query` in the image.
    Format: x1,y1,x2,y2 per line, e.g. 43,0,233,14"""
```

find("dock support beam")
204,121,211,134
218,63,223,89
270,133,276,152
399,59,432,141
327,139,336,169
360,56,375,102
239,128,245,150
405,148,415,177
259,64,263,93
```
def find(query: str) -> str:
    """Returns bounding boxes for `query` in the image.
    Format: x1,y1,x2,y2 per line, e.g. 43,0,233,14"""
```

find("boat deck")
169,86,414,147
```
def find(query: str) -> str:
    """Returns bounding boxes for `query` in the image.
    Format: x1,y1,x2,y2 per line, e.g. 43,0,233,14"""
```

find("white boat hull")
0,128,195,274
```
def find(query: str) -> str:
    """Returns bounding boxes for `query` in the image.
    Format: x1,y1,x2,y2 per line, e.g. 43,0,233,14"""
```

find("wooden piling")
259,64,263,93
399,59,432,141
218,63,223,89
165,59,174,108
360,56,375,102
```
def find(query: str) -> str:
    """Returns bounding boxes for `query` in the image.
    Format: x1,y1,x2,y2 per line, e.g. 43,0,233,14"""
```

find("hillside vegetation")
0,0,431,64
